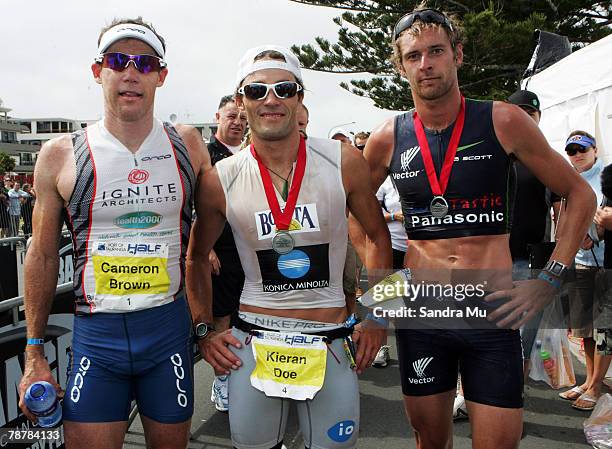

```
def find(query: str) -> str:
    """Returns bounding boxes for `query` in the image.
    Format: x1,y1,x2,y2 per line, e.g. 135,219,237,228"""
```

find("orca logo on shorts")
70,356,91,403
128,169,149,184
277,250,310,279
327,420,355,443
170,353,188,408
407,356,435,385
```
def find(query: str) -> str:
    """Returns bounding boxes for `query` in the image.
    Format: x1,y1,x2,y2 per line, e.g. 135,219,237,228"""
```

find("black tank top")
390,99,515,240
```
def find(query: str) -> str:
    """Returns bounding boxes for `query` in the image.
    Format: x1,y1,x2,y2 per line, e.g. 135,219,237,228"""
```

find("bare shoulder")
35,135,75,204
363,116,395,167
491,100,539,156
491,100,525,130
341,142,370,192
37,135,74,165
175,123,211,175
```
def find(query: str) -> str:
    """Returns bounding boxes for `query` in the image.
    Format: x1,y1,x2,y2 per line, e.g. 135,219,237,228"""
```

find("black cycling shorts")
396,328,524,408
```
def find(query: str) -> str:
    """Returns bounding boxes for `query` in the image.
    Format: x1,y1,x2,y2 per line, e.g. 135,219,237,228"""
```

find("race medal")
430,196,449,218
272,231,294,255
251,136,306,250
413,96,466,218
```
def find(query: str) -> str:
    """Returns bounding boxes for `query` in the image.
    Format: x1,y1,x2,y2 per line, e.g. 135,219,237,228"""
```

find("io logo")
128,169,150,184
327,420,356,443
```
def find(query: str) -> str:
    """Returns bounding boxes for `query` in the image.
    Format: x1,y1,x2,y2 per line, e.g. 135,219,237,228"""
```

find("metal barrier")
0,195,34,238
0,281,72,324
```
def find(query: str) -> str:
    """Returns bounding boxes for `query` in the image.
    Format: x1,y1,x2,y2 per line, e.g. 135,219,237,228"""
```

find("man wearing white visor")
19,18,210,449
186,45,391,449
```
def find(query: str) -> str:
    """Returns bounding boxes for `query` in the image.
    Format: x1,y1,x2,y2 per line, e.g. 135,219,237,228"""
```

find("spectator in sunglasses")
553,131,609,411
354,131,370,151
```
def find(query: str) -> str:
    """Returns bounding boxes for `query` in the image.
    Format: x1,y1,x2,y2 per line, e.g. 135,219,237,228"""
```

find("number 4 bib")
250,331,328,400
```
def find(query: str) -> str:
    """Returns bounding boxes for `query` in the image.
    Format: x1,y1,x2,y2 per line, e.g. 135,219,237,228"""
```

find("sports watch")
194,322,215,340
543,260,568,278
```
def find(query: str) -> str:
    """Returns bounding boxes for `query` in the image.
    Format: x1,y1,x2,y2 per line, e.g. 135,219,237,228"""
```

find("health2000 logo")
128,169,150,184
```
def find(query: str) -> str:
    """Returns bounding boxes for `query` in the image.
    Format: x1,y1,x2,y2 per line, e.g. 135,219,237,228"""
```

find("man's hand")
485,279,557,329
19,352,63,423
209,250,221,276
595,207,612,231
581,234,594,250
198,329,243,375
351,321,386,374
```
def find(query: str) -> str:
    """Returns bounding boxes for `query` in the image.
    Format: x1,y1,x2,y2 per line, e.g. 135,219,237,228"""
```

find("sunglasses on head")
238,81,303,101
95,52,166,74
393,8,453,41
565,144,592,156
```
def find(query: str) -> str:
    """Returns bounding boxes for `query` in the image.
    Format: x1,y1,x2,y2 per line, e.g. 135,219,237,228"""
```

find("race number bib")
250,330,327,400
92,241,171,296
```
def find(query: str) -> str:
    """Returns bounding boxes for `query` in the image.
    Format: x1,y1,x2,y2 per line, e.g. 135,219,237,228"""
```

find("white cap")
328,127,353,143
236,45,302,88
97,23,165,59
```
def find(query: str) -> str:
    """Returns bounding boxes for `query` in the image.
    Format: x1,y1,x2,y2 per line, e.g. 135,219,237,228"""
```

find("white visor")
236,45,303,88
328,127,353,143
97,23,165,59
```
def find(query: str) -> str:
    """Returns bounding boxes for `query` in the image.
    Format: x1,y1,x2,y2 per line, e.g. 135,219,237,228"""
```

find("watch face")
547,261,566,276
195,323,209,338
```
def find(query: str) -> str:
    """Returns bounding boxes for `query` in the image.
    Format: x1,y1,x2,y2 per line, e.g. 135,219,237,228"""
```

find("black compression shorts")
396,328,524,408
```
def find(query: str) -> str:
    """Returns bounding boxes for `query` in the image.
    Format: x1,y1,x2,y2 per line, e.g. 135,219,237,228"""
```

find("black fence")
0,197,35,238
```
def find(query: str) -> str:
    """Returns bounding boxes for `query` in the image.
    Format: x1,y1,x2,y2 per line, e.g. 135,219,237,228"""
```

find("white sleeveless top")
215,137,347,309
64,119,195,314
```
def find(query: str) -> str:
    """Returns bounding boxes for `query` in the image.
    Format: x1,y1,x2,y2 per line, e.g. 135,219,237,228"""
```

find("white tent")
523,34,612,165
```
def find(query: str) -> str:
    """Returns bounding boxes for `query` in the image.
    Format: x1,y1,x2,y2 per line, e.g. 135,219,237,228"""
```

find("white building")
0,99,39,177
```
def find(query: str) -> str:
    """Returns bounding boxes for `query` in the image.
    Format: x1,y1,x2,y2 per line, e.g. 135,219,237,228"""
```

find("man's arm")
342,143,392,373
176,124,212,178
343,143,392,284
185,166,242,374
487,103,595,328
19,137,71,421
494,102,595,267
348,118,395,270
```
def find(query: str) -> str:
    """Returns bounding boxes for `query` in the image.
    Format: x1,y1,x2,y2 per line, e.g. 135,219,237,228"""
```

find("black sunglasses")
565,144,592,156
238,82,303,101
95,52,166,74
393,9,454,41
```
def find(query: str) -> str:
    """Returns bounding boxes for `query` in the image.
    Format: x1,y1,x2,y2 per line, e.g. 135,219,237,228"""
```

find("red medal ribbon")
413,96,465,197
251,135,306,230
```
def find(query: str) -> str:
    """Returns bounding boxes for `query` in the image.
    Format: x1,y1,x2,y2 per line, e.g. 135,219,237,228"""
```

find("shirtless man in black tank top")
357,7,595,449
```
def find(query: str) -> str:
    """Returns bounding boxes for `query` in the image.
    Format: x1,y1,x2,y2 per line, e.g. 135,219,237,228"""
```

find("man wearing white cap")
186,45,391,449
19,18,209,449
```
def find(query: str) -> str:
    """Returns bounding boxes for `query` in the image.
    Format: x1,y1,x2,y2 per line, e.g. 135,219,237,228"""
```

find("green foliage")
290,0,612,110
0,152,16,175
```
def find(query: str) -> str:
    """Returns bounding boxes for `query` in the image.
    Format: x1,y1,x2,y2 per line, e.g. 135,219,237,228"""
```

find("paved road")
124,334,593,449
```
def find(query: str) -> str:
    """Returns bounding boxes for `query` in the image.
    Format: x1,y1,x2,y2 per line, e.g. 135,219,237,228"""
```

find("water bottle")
537,339,558,387
24,381,62,427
